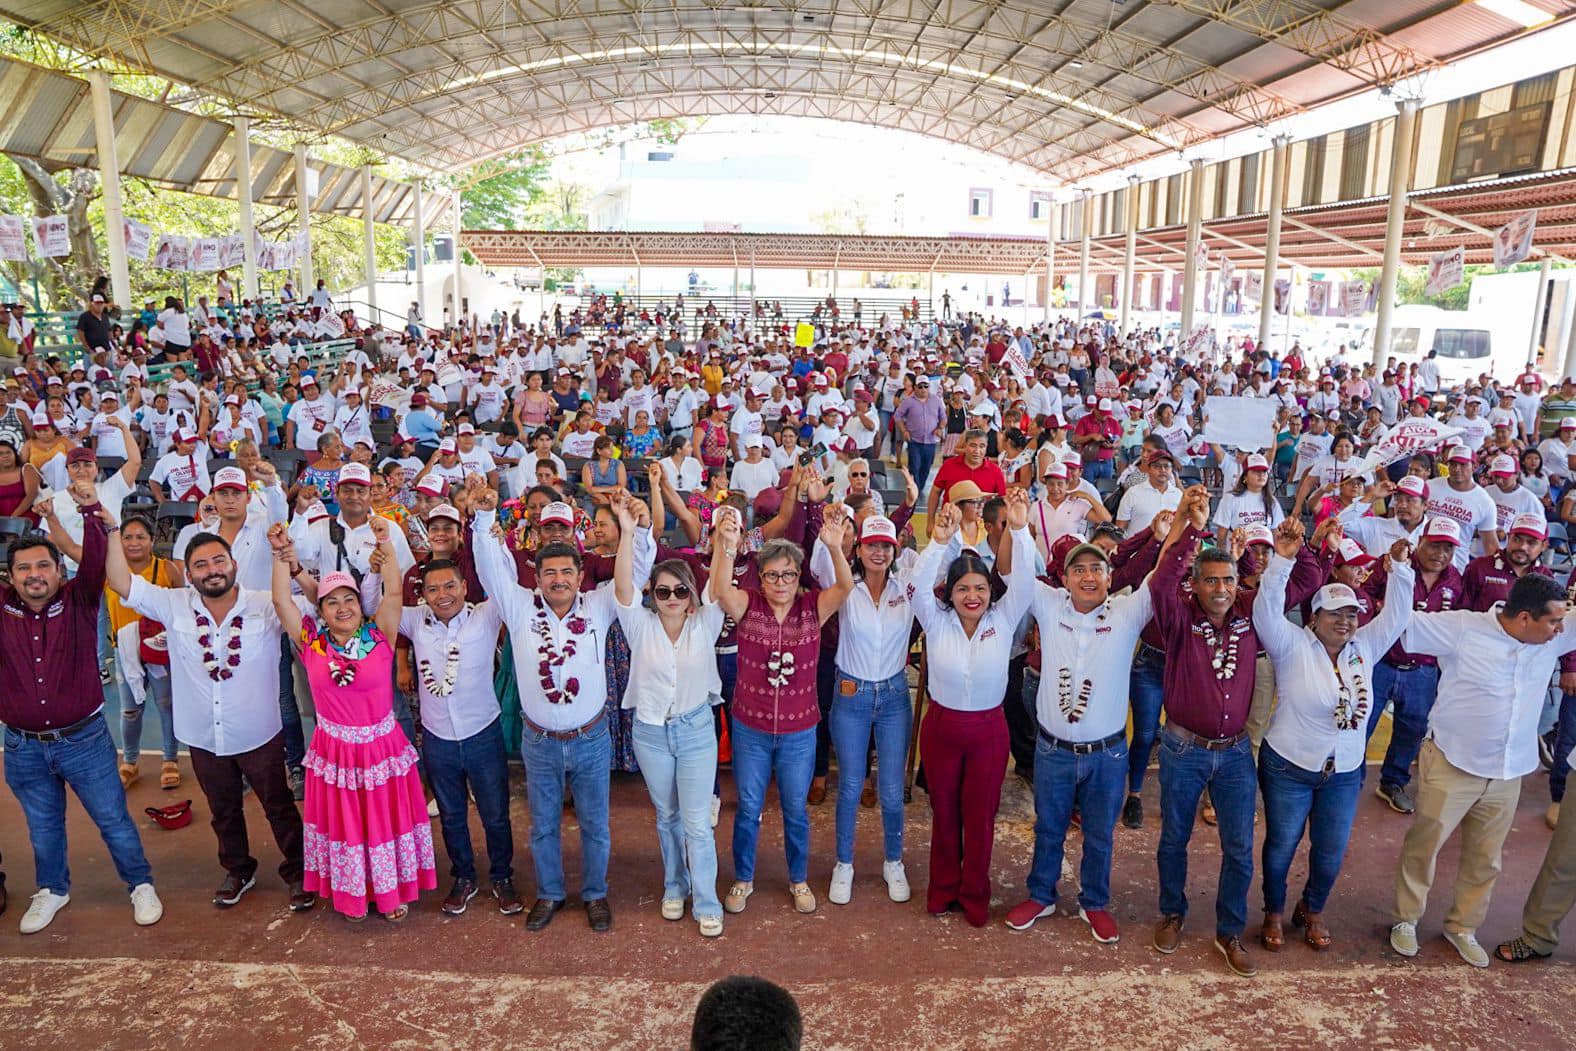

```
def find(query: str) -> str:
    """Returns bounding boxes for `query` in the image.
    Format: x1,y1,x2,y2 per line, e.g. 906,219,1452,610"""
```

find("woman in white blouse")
613,501,728,937
1251,519,1412,953
909,490,1036,927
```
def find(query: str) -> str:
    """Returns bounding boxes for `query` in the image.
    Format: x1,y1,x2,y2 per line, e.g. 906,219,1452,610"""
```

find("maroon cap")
66,446,97,465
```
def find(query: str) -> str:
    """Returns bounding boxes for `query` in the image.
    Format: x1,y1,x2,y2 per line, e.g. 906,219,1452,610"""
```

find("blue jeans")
1128,645,1165,794
631,704,722,918
1027,738,1128,910
1257,743,1360,915
712,650,737,798
4,715,154,894
907,440,938,493
278,634,306,770
119,667,176,764
521,722,612,901
1367,662,1439,790
1156,730,1256,938
730,720,816,884
1083,458,1114,481
1550,691,1576,803
829,670,912,865
423,718,513,884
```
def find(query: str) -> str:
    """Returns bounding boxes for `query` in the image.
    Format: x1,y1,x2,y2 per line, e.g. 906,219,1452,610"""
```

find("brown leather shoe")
585,897,613,933
287,882,317,912
524,897,564,931
0,876,8,918
492,878,524,915
441,877,479,916
1214,935,1258,977
1153,914,1184,954
1293,901,1331,951
807,776,828,805
1260,912,1284,952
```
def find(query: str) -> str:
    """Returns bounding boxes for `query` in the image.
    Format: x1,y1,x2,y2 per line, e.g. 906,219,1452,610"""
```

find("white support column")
88,71,131,311
749,249,756,326
412,184,427,322
1258,136,1289,353
294,143,314,294
1530,255,1553,362
451,189,463,326
1121,175,1138,334
1044,197,1056,322
360,165,378,318
1181,158,1204,340
1371,99,1419,367
1077,189,1091,316
233,117,258,301
1563,294,1576,379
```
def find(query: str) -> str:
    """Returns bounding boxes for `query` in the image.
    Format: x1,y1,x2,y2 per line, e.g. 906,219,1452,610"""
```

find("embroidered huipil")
732,590,823,735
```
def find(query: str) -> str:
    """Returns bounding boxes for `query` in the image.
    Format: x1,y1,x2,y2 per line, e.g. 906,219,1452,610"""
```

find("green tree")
459,149,552,229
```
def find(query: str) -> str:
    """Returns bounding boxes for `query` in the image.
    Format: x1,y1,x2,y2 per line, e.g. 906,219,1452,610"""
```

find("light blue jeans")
119,666,176,764
829,669,911,865
730,720,816,884
521,722,612,901
631,704,722,918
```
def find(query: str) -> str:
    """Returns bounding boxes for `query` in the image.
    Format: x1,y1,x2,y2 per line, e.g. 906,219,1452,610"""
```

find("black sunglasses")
652,584,692,601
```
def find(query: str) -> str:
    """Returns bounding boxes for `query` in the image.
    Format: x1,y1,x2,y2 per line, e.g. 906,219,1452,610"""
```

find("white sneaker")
828,862,854,905
1444,929,1491,968
19,889,70,934
1389,922,1419,958
709,795,721,829
882,860,911,903
697,914,723,938
427,797,440,819
661,898,685,921
130,883,163,926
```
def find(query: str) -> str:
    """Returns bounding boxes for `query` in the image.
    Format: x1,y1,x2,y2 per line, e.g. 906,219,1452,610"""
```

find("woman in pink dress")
268,517,436,921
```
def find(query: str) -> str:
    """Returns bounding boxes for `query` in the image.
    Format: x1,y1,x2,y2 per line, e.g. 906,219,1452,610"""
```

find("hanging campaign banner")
318,312,346,338
294,231,310,263
1425,246,1465,298
1349,416,1466,477
1001,340,1030,381
793,321,815,348
1202,395,1278,453
31,215,69,257
219,234,245,269
153,233,186,270
1273,278,1291,315
123,219,153,261
1219,254,1235,287
1179,323,1216,360
1492,210,1537,270
1307,282,1328,316
256,241,276,271
1338,280,1369,317
1193,240,1208,275
0,216,26,261
192,238,220,271
1243,271,1263,304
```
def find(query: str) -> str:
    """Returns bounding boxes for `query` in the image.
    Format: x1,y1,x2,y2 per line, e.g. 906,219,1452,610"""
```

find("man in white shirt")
399,559,518,917
1485,455,1544,539
470,488,654,933
729,435,778,502
173,464,287,590
1006,533,1161,944
1115,449,1182,537
295,462,416,613
1425,446,1500,569
107,524,314,913
1389,574,1576,967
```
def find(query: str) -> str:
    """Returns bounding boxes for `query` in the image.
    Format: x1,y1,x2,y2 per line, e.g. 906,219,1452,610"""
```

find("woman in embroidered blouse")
709,509,854,917
908,490,1036,927
613,498,728,937
269,517,437,921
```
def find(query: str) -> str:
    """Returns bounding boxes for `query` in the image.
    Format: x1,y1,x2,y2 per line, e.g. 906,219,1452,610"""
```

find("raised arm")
268,524,305,645
613,495,639,607
814,509,855,626
707,508,750,622
993,490,1038,626
468,489,528,625
905,501,957,632
1359,538,1417,657
1252,522,1305,663
367,516,403,640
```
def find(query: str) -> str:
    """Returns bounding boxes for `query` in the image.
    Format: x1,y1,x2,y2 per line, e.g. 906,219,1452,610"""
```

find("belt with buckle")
524,711,606,742
1164,725,1247,751
13,709,102,743
1038,727,1125,755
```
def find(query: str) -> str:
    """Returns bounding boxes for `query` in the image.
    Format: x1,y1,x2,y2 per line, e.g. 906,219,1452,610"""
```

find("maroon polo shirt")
0,511,108,732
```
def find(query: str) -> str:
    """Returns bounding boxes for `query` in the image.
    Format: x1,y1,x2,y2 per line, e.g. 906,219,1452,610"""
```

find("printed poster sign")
191,237,220,271
1492,210,1537,270
0,216,26,261
31,215,69,257
123,219,153,261
1425,246,1465,298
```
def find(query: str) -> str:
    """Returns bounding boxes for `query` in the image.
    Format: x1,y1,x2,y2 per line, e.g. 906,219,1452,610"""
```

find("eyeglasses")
652,584,692,601
849,471,868,478
761,569,801,584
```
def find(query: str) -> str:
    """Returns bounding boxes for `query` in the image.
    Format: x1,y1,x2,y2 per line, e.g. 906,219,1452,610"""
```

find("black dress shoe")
585,897,613,933
493,878,524,915
0,874,8,918
524,897,564,931
213,872,256,908
1122,794,1144,829
287,882,317,912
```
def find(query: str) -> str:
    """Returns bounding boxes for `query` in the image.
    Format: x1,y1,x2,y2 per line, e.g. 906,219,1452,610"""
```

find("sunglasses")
652,584,692,601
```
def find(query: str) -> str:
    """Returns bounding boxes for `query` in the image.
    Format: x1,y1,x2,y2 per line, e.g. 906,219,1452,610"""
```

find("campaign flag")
1350,416,1466,477
123,219,153,261
192,237,220,271
1492,210,1537,270
1243,271,1263,304
1307,282,1328,316
1425,246,1465,298
31,215,69,257
1001,340,1031,381
0,216,26,261
219,234,245,269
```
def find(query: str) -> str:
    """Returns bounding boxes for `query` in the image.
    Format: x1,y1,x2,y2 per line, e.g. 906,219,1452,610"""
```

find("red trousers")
920,702,1008,927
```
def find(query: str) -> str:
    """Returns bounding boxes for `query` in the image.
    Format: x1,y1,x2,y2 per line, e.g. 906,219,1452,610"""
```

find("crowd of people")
0,287,1572,981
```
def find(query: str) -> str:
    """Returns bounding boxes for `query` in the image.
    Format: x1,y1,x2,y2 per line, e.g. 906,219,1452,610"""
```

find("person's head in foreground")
691,975,802,1051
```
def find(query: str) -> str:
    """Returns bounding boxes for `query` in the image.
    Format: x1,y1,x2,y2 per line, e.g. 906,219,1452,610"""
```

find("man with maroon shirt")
1147,485,1259,977
926,429,1007,518
1366,518,1465,814
1072,396,1122,481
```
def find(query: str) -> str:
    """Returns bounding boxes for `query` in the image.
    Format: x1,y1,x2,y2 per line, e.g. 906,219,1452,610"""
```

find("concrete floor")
0,749,1570,1050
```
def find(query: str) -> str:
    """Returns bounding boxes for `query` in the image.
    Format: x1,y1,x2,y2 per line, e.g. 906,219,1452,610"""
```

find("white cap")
1311,583,1362,613
438,437,457,454
1244,453,1270,471
427,503,463,526
457,422,475,435
859,515,899,545
742,434,763,450
1042,461,1069,480
338,462,371,486
1489,454,1518,477
1509,513,1548,540
212,466,248,492
1421,517,1462,546
538,501,575,527
1243,524,1273,547
1395,475,1427,498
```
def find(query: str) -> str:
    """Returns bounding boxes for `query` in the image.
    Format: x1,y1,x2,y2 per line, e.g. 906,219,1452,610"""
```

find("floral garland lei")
533,593,587,704
1055,667,1093,724
193,610,244,682
1198,617,1250,681
417,606,469,697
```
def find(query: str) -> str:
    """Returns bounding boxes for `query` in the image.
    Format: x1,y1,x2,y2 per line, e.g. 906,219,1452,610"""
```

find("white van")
1386,305,1526,388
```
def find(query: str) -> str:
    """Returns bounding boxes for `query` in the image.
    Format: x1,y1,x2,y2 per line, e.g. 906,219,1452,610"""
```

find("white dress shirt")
472,507,654,731
1253,553,1414,774
125,580,283,756
615,596,726,725
297,512,417,613
1029,572,1155,742
906,526,1035,711
809,543,919,681
1115,481,1181,537
1403,604,1576,780
398,601,504,741
173,483,288,591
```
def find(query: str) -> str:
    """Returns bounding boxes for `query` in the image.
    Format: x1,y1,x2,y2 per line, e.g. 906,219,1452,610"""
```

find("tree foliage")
459,148,553,229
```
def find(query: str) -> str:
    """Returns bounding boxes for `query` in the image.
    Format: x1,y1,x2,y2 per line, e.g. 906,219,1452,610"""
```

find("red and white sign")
1350,416,1465,477
1492,209,1537,270
1425,246,1465,298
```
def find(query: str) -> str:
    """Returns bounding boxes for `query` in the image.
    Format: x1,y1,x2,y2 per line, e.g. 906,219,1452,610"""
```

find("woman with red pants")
908,489,1036,926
